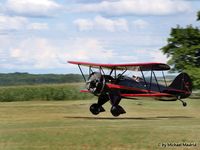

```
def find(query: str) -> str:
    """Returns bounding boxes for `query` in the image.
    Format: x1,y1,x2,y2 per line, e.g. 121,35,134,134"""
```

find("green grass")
0,98,200,150
0,83,198,102
0,83,93,102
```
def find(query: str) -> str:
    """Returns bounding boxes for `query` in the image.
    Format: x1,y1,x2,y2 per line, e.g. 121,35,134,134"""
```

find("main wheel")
89,103,100,115
110,106,120,117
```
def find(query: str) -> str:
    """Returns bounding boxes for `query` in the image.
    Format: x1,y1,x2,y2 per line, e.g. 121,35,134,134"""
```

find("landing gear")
110,106,120,117
178,96,187,107
90,103,105,115
110,105,126,117
89,94,109,115
109,90,126,117
89,89,127,117
182,101,187,107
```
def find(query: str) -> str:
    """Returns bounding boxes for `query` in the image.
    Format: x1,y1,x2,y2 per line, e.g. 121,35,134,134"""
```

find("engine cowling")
86,72,105,96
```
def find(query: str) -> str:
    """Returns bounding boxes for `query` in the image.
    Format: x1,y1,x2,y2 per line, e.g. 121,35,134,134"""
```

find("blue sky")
0,0,199,73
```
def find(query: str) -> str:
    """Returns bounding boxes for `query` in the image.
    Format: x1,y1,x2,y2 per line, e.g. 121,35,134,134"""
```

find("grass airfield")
0,98,200,150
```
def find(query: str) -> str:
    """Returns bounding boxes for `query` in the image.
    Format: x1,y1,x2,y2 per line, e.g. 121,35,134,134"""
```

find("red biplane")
68,61,192,117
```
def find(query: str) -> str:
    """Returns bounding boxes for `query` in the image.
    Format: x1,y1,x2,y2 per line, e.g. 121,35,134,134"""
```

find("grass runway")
0,98,200,150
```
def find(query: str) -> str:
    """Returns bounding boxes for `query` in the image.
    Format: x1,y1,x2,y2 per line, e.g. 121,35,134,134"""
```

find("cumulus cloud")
9,38,59,69
6,37,115,69
71,0,106,3
0,15,28,31
74,15,128,32
132,19,149,29
150,50,168,63
76,0,191,16
0,35,169,71
73,19,93,31
5,0,62,17
27,23,49,30
0,15,49,32
64,38,115,62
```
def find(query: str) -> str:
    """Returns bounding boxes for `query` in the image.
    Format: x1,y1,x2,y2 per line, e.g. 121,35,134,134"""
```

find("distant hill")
0,73,84,86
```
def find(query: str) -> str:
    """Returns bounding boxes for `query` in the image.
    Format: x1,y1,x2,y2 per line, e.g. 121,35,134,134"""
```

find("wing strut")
149,69,153,91
89,66,92,75
117,68,127,79
152,71,161,92
121,68,127,76
109,68,114,76
140,67,148,91
100,66,105,75
78,65,86,82
162,71,167,87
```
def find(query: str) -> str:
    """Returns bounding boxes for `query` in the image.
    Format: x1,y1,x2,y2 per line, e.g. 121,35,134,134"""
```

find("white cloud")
0,15,49,32
150,50,168,63
132,19,149,29
9,38,59,69
76,0,191,16
0,15,28,31
73,19,93,31
6,37,115,69
0,35,169,72
61,38,115,62
74,15,128,32
71,0,106,3
5,0,61,17
27,23,49,30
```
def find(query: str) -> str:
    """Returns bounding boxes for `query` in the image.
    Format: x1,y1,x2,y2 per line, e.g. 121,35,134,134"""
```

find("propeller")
86,72,105,96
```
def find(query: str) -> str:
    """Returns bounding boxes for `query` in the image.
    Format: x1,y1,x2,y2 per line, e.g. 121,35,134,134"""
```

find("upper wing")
68,61,170,71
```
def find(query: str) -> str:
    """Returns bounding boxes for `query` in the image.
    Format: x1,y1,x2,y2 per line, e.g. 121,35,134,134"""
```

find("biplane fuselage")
68,61,192,117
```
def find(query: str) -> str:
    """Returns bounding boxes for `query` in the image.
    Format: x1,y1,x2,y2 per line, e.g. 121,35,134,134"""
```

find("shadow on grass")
64,116,193,120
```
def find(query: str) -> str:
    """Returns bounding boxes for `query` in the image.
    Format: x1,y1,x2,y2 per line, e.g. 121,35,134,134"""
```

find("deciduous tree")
161,11,200,88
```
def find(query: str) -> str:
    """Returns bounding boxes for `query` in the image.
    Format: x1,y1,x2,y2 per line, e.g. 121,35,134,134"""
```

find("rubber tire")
183,102,187,107
110,106,120,117
90,103,100,115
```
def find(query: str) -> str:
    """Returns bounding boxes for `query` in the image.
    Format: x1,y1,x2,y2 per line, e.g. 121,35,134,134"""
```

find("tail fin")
168,73,192,98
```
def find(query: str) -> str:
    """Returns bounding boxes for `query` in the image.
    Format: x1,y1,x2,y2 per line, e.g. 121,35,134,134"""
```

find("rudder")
168,73,192,98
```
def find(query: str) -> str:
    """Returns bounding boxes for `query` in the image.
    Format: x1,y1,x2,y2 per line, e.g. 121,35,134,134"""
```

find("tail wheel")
178,97,187,107
183,101,187,107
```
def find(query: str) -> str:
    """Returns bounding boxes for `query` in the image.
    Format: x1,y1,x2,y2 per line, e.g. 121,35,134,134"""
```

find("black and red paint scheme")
68,61,192,117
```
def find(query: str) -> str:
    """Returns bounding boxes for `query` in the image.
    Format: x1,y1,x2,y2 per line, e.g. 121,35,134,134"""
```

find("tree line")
0,72,84,86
